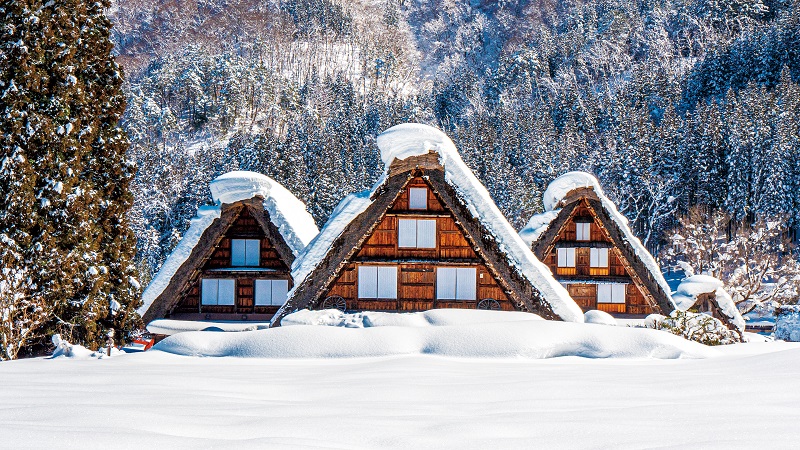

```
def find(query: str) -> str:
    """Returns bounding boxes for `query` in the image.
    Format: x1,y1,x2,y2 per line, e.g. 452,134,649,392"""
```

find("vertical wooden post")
106,329,114,356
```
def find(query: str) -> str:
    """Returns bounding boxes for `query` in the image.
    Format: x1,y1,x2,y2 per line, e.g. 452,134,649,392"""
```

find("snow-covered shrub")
645,310,740,345
584,310,617,326
775,306,800,342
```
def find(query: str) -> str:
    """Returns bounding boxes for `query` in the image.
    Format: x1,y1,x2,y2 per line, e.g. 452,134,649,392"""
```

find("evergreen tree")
0,0,140,354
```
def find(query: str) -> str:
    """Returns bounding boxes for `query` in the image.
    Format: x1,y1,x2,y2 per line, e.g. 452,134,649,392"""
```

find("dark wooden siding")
322,176,512,313
543,200,659,316
169,206,291,319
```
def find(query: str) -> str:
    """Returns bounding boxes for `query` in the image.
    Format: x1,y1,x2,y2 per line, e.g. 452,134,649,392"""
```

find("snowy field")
2,312,800,449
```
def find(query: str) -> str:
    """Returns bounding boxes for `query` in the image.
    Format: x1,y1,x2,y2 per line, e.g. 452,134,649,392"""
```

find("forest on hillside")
109,0,800,285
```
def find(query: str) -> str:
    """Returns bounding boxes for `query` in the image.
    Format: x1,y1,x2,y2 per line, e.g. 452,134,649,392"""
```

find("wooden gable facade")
275,153,559,324
141,197,296,324
531,188,674,316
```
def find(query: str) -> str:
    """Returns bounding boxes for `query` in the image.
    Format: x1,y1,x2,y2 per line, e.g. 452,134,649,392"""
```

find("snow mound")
282,308,544,328
673,275,745,333
155,310,715,359
584,310,618,326
543,171,603,212
147,319,271,336
775,306,800,342
376,122,458,167
49,335,121,359
518,210,559,247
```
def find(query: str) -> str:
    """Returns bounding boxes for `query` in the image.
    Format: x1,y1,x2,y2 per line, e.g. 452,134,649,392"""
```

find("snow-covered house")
672,275,745,338
519,172,675,316
271,124,584,325
139,171,319,326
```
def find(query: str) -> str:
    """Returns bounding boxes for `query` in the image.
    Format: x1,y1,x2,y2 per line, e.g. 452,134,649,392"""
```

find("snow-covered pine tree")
0,0,140,354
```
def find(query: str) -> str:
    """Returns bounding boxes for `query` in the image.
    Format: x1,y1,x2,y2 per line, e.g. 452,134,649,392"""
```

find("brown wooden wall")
544,200,658,316
322,176,514,312
170,206,292,318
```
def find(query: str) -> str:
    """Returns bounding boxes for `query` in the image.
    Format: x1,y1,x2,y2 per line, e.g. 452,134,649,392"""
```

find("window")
576,222,591,241
358,266,397,299
436,267,477,300
398,219,436,248
557,248,577,275
231,239,260,266
597,283,627,304
201,279,235,305
589,248,610,275
409,187,428,210
255,279,289,306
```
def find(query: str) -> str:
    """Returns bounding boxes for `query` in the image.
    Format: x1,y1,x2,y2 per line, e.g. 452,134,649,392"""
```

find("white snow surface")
139,171,318,317
157,309,712,359
372,124,583,323
518,210,560,247
146,319,271,336
281,308,543,328
138,205,220,316
4,335,800,448
531,171,675,305
673,275,745,332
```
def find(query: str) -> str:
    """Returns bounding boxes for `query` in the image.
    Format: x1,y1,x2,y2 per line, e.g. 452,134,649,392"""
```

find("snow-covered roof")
673,275,745,332
522,171,674,305
138,171,319,317
283,124,584,323
519,210,559,247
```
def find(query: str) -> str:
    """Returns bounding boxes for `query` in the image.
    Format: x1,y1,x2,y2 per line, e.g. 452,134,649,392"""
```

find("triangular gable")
140,198,297,324
530,191,675,314
273,152,580,324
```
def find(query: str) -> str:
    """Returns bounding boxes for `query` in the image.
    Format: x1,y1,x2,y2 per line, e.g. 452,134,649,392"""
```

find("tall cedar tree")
0,0,140,354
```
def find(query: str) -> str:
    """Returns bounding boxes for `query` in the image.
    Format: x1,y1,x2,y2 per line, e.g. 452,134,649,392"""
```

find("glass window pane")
358,266,378,298
245,239,260,266
597,284,612,303
201,279,218,305
437,268,457,300
576,223,590,241
254,280,272,306
416,220,436,248
271,280,289,305
398,219,417,248
567,248,576,267
612,284,627,304
377,266,398,299
600,248,609,267
456,267,477,300
217,279,236,305
408,187,428,210
558,248,567,267
231,239,246,266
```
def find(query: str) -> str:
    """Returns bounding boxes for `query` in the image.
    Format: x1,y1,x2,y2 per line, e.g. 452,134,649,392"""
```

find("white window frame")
436,267,477,300
398,219,436,249
231,239,260,267
254,279,289,306
576,222,591,241
597,283,627,304
358,266,397,299
590,248,609,268
557,248,576,267
201,278,236,306
408,187,428,210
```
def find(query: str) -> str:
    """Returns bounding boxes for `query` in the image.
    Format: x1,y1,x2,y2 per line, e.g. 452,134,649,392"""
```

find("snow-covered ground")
2,312,799,449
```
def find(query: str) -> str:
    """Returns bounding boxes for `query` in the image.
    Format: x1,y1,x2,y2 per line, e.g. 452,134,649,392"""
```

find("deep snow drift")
155,309,715,359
